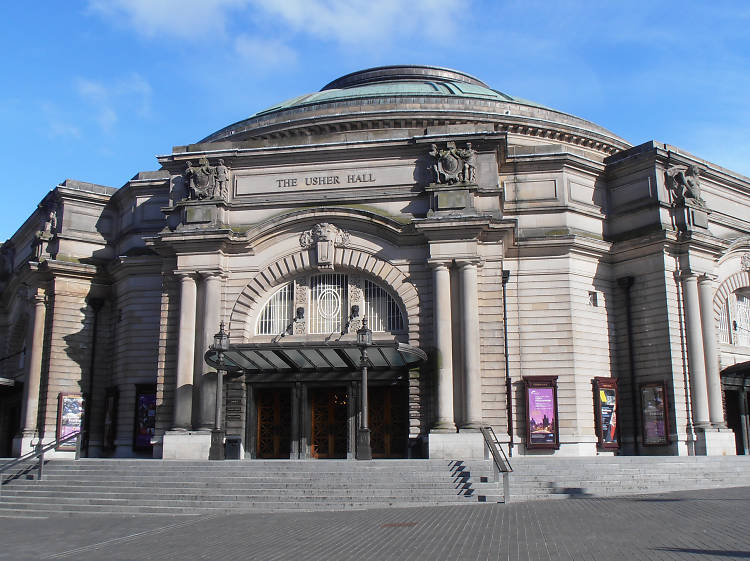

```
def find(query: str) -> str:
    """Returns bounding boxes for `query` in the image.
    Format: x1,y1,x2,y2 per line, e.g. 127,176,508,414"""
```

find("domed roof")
200,65,629,154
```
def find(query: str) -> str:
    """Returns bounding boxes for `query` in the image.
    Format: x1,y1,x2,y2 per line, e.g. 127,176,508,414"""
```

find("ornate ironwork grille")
363,279,404,333
255,274,406,336
257,283,294,335
310,274,348,334
719,292,750,347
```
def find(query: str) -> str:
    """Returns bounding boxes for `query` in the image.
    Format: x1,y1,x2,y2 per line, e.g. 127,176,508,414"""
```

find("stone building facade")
1,65,749,460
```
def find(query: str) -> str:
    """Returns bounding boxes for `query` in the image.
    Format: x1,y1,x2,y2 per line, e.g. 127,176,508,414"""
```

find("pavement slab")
1,486,749,561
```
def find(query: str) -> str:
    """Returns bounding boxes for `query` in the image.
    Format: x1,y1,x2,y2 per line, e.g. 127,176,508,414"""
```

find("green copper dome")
199,65,628,153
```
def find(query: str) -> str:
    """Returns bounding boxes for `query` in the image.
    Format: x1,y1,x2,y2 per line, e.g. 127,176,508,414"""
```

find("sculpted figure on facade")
215,159,230,200
299,222,350,270
741,252,750,272
183,157,230,201
667,164,705,207
429,141,477,184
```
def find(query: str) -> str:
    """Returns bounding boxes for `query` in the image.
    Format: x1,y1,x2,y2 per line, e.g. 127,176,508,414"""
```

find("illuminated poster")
641,382,669,446
593,378,618,449
524,377,559,449
56,393,83,450
133,385,156,451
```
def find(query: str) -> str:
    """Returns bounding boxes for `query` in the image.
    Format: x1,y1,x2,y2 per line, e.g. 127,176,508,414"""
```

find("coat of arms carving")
429,141,477,184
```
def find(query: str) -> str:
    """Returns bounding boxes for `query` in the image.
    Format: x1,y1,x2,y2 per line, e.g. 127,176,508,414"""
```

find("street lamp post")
356,317,372,460
209,321,229,461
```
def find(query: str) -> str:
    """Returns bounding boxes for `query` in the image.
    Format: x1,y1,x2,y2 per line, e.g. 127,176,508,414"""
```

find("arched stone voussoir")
229,248,420,341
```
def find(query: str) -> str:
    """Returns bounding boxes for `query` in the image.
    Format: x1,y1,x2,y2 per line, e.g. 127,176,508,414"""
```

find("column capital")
174,270,197,280
698,273,718,285
455,257,483,269
677,269,699,282
198,269,225,280
427,259,451,270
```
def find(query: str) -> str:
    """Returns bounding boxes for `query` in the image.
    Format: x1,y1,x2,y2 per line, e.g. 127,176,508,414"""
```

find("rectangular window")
309,274,347,334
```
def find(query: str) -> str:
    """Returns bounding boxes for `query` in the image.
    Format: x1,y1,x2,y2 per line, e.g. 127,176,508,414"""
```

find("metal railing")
0,432,81,497
480,426,513,503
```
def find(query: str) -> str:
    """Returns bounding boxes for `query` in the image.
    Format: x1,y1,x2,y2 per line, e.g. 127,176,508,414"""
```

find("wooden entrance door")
310,387,348,459
369,386,408,458
256,388,292,459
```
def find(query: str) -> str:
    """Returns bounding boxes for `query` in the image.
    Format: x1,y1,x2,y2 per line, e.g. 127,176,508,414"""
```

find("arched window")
257,283,293,336
719,290,750,347
255,274,405,336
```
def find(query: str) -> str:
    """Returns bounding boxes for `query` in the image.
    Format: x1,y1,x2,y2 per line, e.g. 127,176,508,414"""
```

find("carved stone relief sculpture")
183,157,229,201
429,141,477,184
741,252,750,272
299,222,350,270
666,164,706,208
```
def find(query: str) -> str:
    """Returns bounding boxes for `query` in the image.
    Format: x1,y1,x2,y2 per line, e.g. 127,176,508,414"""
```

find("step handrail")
0,431,81,495
480,426,512,504
480,426,513,473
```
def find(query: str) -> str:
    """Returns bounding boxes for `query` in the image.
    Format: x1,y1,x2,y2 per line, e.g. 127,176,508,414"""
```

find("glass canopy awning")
204,340,427,375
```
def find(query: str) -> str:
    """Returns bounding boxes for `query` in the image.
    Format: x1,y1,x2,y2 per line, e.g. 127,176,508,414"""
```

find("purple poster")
528,387,556,444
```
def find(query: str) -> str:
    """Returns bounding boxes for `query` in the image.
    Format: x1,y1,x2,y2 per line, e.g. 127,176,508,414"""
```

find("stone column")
459,260,482,429
682,273,711,427
199,272,222,429
431,261,455,431
173,273,197,430
698,275,725,427
20,291,47,437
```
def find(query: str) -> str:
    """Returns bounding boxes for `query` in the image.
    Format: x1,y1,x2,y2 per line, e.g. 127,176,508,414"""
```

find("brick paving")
1,486,749,561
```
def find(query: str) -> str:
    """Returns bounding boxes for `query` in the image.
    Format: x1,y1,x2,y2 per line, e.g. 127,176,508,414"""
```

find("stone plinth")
162,431,212,460
428,430,485,459
694,428,737,456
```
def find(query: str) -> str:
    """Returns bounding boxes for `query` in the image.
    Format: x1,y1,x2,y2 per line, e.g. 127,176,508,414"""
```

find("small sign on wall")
523,376,559,449
593,377,619,449
56,393,83,450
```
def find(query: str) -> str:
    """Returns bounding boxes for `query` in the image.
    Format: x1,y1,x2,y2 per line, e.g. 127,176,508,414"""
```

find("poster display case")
593,377,619,449
133,384,156,452
523,376,559,449
641,381,670,446
56,393,83,450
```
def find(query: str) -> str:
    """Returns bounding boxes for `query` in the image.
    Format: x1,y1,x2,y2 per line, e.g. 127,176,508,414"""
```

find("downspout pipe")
84,297,104,457
502,269,513,456
617,277,639,455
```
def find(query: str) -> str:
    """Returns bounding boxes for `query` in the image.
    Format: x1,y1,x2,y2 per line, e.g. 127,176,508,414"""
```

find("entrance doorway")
310,387,349,459
255,388,292,459
725,389,749,455
369,386,408,458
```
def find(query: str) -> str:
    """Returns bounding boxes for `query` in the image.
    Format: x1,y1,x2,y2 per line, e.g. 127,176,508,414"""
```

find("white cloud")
41,103,82,139
234,35,297,68
88,0,465,49
86,0,250,39
75,73,153,132
249,0,464,44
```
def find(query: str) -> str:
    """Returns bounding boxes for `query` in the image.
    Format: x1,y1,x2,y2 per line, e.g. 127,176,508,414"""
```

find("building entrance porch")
248,382,408,460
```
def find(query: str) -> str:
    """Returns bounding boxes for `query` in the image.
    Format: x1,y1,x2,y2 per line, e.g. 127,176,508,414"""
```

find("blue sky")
2,1,749,241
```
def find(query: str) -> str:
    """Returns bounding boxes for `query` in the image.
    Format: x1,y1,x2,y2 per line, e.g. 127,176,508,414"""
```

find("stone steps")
505,456,750,500
0,459,497,515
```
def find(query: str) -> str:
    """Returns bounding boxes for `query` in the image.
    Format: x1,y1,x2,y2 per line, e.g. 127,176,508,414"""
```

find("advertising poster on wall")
524,377,559,449
133,385,156,451
56,393,83,450
641,382,669,446
593,377,618,449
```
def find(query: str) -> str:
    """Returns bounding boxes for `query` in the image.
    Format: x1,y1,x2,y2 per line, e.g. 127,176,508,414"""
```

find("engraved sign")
234,162,416,196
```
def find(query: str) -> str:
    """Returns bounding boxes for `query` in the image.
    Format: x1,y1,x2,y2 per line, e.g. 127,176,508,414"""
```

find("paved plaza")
1,486,749,561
